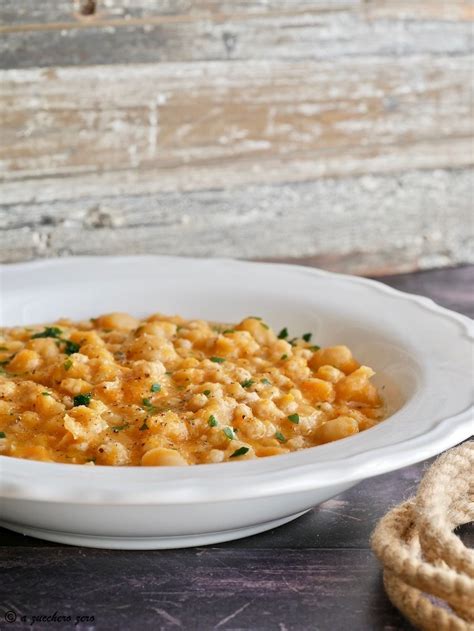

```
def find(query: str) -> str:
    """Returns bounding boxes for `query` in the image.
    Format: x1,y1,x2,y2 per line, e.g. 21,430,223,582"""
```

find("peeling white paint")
1,0,472,274
1,168,472,272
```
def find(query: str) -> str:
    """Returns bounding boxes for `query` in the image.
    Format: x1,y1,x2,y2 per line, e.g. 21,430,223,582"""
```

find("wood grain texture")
370,265,474,318
3,57,471,180
0,266,472,631
0,548,413,631
1,169,473,273
0,0,472,272
2,0,472,29
2,2,472,68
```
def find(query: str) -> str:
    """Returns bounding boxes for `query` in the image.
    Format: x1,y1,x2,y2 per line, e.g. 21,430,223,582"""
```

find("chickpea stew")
0,312,385,466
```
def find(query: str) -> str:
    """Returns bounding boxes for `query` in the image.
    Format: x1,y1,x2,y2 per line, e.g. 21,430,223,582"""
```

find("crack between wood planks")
0,6,357,34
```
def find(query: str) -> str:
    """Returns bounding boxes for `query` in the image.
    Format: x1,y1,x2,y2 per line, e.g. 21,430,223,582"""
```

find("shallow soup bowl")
0,256,472,549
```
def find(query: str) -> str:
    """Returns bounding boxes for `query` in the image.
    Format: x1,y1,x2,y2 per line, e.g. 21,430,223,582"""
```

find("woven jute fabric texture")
371,441,474,631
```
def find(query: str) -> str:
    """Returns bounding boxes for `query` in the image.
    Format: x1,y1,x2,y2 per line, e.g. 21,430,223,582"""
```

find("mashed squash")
0,312,385,466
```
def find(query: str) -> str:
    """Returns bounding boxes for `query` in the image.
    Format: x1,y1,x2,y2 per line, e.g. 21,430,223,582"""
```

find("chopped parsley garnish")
208,415,218,428
31,326,62,339
32,328,80,355
63,339,80,355
260,322,269,330
64,359,73,371
0,431,5,439
280,354,288,360
210,356,225,363
277,327,288,339
230,446,249,458
288,413,300,424
310,345,321,351
41,392,53,397
222,329,235,334
302,332,312,342
150,383,161,393
111,422,129,433
73,393,92,407
261,378,271,385
289,338,298,346
139,421,149,431
275,431,287,443
240,379,254,388
223,427,235,440
142,398,157,413
203,389,211,396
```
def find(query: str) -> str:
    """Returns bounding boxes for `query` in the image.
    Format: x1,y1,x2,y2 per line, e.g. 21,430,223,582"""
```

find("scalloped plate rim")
0,255,472,505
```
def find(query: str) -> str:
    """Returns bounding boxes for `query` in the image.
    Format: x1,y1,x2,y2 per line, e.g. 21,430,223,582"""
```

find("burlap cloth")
371,441,474,630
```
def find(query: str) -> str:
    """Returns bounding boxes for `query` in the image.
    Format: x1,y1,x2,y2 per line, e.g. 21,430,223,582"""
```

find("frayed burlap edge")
371,441,474,631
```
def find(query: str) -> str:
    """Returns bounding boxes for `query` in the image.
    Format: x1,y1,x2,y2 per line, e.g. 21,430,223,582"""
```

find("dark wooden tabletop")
1,264,472,631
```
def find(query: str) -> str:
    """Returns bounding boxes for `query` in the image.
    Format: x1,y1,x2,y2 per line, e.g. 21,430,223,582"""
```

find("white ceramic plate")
0,256,472,549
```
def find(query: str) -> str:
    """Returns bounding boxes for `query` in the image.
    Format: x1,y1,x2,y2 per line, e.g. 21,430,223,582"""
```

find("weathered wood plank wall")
0,1,473,273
